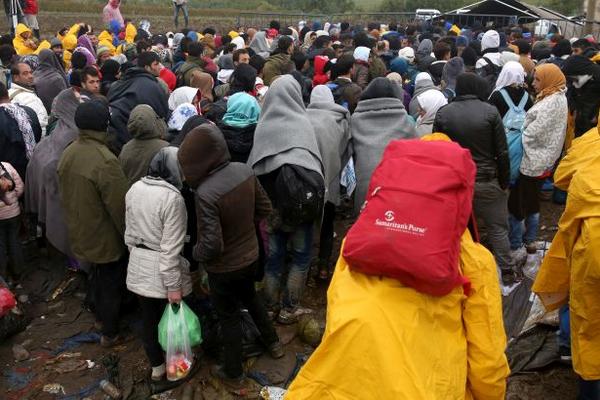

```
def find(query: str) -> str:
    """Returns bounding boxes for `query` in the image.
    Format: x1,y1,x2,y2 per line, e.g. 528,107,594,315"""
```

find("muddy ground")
0,193,579,399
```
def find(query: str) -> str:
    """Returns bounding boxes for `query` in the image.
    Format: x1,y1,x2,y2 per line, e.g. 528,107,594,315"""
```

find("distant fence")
517,16,600,40
442,13,520,29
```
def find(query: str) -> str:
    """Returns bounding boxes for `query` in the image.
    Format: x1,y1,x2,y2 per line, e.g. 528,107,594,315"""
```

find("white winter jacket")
520,90,568,177
9,83,48,136
125,177,192,299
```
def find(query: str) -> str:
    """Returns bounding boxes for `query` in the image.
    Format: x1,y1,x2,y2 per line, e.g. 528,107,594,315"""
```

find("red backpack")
343,139,476,296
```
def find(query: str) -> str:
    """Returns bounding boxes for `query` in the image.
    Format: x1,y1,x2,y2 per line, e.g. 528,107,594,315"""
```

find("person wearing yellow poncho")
98,30,116,54
125,20,137,44
286,133,510,400
61,33,78,71
533,114,600,398
13,24,37,55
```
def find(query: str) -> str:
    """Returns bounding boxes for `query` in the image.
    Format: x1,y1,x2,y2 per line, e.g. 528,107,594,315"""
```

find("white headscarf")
168,86,198,111
398,47,415,64
416,89,448,134
168,103,198,132
231,36,245,50
316,30,329,38
353,46,371,63
494,61,525,92
415,72,433,85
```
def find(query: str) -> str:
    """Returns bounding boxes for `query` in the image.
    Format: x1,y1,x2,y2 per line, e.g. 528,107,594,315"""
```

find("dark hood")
177,123,231,188
107,67,158,100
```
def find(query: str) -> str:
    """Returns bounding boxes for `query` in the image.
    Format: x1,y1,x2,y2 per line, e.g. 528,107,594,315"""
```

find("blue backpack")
499,89,528,185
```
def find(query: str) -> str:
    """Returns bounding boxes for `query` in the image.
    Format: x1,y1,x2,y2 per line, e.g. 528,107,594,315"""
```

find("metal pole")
585,0,597,34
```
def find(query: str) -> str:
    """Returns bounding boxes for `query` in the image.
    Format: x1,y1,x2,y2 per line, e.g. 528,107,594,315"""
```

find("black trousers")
318,202,336,271
0,216,24,280
93,257,127,338
208,263,278,378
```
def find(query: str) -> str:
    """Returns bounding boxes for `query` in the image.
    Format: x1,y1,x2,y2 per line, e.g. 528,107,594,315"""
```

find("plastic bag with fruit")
158,301,202,381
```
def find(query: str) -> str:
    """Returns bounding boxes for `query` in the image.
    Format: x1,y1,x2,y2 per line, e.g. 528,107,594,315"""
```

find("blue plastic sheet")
54,332,101,354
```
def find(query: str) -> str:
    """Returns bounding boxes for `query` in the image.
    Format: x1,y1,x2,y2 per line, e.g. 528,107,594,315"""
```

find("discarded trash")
297,315,324,347
43,383,66,395
260,386,287,400
17,294,29,303
0,287,16,317
54,332,101,354
47,276,77,302
12,344,30,361
523,253,541,280
86,360,95,369
100,379,122,399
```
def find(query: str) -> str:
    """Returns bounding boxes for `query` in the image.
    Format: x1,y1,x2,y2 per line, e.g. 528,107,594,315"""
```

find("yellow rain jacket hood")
533,116,600,380
98,31,116,53
125,22,137,44
286,231,509,400
13,23,36,55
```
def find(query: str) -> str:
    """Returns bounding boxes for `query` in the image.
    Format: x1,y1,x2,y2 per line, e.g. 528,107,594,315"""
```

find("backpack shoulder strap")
498,88,516,109
516,91,529,110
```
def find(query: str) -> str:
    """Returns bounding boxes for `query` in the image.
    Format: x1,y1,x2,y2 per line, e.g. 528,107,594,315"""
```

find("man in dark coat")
107,51,168,152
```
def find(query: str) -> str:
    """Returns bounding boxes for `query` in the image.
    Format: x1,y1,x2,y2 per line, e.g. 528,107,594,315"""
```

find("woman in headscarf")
25,87,87,270
190,72,215,113
488,61,533,118
307,85,351,280
100,59,121,96
77,34,96,59
247,75,324,324
508,63,568,258
205,64,256,124
167,103,198,142
409,72,436,117
217,92,260,163
125,146,194,383
168,86,199,111
33,49,69,113
351,77,416,215
415,89,448,137
72,47,96,68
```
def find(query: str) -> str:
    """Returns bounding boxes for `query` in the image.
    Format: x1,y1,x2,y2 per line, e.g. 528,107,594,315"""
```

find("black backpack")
175,63,202,88
479,57,502,93
275,164,325,226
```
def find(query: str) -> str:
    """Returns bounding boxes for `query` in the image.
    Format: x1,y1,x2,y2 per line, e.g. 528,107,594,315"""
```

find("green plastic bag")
158,301,202,351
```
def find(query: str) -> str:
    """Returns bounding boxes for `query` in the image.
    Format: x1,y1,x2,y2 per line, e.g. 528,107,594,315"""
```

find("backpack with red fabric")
343,139,476,296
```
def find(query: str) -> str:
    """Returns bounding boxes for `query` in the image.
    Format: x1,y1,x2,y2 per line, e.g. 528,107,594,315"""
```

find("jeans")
318,202,336,272
264,223,313,310
558,304,571,349
509,212,540,249
208,263,278,378
0,216,25,280
473,180,512,271
578,378,600,400
93,257,127,338
173,4,189,28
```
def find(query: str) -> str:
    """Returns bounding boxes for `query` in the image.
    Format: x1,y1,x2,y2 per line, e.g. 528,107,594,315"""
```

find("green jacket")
57,129,129,264
263,53,294,86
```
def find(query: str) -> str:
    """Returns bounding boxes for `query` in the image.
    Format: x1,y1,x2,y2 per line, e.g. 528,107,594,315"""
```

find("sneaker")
277,309,298,325
268,341,285,359
210,365,246,391
151,363,166,382
510,246,528,268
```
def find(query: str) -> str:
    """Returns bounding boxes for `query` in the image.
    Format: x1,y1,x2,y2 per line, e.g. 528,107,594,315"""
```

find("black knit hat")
75,100,110,132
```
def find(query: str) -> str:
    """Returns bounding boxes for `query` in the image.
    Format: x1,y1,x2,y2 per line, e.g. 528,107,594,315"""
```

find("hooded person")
441,57,465,101
415,89,448,137
13,23,37,55
409,72,436,117
217,92,261,163
416,39,435,72
307,85,352,279
33,49,69,113
167,103,198,141
77,34,97,59
100,59,121,96
124,145,194,382
178,123,284,387
168,86,199,111
246,75,324,324
561,55,600,137
217,53,235,84
103,0,124,27
249,31,271,59
119,104,169,184
25,87,88,263
312,55,330,87
169,114,210,147
476,30,502,70
351,77,417,215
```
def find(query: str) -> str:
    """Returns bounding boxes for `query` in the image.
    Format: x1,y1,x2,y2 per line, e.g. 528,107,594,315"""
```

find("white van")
415,9,442,21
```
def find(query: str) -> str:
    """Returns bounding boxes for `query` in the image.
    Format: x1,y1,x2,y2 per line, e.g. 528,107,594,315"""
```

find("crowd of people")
0,2,599,398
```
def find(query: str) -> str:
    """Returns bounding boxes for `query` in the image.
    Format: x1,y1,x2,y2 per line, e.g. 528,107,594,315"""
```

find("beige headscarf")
534,63,566,101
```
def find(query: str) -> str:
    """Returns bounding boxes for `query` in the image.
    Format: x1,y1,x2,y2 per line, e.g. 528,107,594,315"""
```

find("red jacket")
160,68,177,92
23,0,38,15
312,55,330,87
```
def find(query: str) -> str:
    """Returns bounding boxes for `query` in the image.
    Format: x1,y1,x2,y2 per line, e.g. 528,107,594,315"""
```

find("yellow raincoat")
98,31,116,53
533,118,600,380
34,40,50,55
286,232,509,400
13,24,37,55
125,22,137,44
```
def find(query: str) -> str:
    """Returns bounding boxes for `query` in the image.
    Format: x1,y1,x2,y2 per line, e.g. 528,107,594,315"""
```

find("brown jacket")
178,124,272,273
